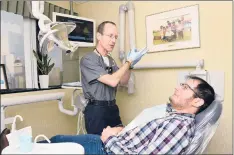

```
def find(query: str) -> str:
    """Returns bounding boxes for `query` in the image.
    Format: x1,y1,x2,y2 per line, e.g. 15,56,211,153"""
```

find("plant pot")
39,75,49,88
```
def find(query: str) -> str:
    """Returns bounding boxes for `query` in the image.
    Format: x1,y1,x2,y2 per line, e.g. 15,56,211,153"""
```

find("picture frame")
1,64,9,90
146,4,200,53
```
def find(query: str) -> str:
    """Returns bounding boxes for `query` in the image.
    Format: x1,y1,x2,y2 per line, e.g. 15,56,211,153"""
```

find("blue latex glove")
127,47,148,68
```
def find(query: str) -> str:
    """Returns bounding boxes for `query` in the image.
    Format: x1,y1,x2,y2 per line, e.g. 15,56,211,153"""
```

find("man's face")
169,79,200,110
97,23,118,52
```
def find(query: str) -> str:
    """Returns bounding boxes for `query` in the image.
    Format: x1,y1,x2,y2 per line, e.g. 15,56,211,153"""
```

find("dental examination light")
28,1,79,56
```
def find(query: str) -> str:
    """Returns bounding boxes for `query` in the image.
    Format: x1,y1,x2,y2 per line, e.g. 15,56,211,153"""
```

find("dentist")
80,21,148,135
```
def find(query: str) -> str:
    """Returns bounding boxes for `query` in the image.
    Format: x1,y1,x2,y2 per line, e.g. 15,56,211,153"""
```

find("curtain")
0,1,78,19
23,18,38,88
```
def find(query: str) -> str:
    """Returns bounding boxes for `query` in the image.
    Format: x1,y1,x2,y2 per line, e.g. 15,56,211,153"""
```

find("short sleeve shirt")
80,50,119,101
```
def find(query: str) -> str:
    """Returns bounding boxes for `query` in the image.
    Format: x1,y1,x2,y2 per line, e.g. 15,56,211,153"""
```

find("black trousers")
84,100,122,135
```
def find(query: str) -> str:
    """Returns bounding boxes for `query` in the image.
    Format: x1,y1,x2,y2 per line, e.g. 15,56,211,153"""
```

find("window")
1,10,80,90
1,11,38,89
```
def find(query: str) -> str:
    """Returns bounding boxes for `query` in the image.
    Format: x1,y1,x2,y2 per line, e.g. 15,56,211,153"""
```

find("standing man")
80,21,148,135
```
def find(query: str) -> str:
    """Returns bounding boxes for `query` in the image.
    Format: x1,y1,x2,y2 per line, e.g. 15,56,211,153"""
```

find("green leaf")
37,65,45,74
48,63,55,74
44,54,48,73
33,50,54,75
47,58,52,67
37,62,43,69
33,50,43,64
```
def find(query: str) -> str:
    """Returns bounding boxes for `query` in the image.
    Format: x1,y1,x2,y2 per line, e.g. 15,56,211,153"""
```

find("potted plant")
33,50,55,88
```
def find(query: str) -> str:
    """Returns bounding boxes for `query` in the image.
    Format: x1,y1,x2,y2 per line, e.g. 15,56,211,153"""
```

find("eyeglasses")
102,34,118,40
180,83,200,98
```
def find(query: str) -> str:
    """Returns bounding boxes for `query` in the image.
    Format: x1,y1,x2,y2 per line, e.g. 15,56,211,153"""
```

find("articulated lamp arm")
30,1,79,54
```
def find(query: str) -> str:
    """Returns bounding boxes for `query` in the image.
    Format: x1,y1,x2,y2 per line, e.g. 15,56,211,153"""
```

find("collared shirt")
104,104,195,154
80,50,119,101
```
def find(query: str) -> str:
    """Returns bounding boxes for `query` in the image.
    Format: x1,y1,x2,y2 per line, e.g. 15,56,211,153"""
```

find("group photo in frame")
1,64,9,90
146,4,200,53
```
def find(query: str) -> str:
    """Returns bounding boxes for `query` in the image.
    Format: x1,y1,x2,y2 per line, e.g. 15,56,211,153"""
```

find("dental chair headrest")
184,96,223,154
195,98,223,130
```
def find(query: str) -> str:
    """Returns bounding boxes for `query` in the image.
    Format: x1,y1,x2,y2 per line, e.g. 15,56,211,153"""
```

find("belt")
88,99,116,106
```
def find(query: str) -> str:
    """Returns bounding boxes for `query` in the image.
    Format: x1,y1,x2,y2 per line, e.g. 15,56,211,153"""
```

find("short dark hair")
186,75,215,114
97,21,116,34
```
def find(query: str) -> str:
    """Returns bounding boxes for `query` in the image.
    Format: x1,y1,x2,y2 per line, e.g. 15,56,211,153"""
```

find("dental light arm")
32,1,50,33
30,1,79,55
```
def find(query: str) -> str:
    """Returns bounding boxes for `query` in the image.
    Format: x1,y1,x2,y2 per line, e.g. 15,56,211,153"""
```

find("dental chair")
183,98,223,154
117,97,223,154
77,93,223,154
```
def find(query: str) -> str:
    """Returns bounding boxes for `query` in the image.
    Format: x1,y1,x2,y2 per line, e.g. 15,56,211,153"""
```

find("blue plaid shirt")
104,104,195,154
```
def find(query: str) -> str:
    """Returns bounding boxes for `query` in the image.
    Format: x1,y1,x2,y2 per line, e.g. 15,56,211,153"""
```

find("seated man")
40,75,215,154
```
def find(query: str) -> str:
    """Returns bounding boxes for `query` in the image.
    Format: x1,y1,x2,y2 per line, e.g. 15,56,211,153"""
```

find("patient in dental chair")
1,76,215,154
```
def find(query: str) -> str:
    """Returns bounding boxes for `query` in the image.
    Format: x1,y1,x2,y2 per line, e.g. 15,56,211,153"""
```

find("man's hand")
101,126,123,142
112,126,124,134
127,47,148,68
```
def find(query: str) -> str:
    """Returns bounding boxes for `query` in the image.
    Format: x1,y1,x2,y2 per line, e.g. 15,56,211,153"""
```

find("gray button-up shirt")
80,50,119,101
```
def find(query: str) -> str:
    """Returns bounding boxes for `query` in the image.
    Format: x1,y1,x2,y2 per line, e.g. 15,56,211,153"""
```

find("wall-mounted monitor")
53,12,96,47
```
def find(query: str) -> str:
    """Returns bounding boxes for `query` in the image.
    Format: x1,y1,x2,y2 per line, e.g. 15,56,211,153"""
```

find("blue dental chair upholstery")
183,99,223,154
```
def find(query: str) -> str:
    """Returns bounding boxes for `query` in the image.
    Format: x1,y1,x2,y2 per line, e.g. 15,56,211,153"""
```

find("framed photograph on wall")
146,4,200,53
1,64,9,90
